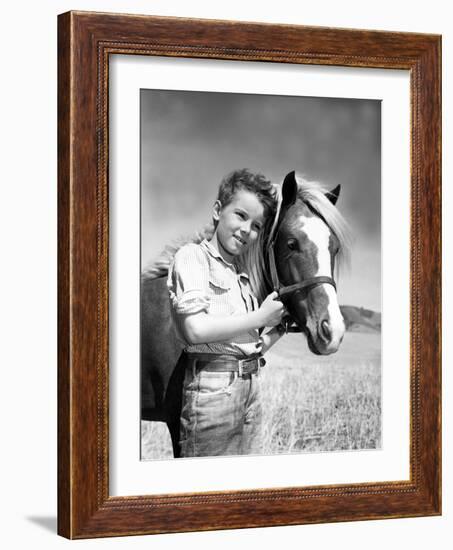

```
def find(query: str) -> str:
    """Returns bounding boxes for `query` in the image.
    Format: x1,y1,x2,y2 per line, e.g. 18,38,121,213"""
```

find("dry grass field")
141,331,381,460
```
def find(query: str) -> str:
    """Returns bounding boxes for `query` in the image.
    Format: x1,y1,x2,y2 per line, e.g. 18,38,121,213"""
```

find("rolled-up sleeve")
167,244,210,315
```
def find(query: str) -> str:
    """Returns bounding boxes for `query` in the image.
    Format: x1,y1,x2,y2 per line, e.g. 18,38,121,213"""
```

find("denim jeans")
179,357,263,457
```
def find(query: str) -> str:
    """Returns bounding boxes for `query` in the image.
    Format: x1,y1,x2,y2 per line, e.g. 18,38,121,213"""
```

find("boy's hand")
258,291,286,327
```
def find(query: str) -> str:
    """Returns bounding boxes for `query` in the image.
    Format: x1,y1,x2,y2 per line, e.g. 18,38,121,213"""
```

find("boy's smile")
212,190,265,262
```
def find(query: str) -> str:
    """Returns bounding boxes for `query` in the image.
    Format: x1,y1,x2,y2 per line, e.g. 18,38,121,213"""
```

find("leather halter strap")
276,276,336,300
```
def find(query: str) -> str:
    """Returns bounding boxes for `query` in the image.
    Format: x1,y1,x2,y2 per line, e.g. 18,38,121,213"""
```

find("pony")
141,171,351,457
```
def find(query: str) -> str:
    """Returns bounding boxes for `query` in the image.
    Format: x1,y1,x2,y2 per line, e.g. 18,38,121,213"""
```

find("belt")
185,352,266,378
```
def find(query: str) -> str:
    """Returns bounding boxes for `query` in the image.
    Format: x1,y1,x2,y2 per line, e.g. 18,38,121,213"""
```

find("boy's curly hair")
216,168,277,219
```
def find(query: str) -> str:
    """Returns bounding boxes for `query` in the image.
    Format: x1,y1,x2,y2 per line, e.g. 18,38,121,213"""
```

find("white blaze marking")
300,216,345,346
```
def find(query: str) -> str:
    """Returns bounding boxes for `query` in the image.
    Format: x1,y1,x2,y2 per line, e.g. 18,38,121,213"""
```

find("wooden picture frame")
58,11,441,539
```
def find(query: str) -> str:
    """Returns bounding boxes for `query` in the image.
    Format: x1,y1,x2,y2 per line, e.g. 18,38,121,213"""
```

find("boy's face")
213,190,265,262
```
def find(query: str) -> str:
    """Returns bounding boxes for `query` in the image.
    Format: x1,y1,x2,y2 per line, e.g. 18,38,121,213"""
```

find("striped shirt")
167,239,263,356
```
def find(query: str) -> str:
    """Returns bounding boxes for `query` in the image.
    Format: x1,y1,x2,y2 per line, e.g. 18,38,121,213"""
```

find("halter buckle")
284,318,290,334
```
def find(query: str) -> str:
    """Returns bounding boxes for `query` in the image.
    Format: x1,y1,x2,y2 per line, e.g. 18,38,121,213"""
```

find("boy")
168,169,286,457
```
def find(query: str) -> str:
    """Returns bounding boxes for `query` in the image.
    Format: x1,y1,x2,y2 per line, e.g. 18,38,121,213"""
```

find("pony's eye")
287,238,298,251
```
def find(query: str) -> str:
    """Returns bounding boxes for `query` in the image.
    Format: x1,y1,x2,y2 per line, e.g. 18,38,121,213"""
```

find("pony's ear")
325,184,341,205
281,171,298,207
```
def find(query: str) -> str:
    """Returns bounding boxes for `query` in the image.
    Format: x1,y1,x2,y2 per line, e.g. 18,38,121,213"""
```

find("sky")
141,89,381,311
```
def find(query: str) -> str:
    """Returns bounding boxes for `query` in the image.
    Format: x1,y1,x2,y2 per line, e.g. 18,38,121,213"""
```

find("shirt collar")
200,239,250,280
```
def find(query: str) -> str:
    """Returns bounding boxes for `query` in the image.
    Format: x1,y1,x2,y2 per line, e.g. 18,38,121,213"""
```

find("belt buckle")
238,357,262,377
238,357,255,377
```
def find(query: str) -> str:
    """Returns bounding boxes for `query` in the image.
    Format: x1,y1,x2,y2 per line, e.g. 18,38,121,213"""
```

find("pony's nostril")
320,320,332,341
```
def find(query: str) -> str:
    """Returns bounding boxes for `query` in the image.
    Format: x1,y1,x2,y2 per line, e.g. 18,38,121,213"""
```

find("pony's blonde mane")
142,223,215,281
236,184,279,303
293,174,352,276
142,175,351,305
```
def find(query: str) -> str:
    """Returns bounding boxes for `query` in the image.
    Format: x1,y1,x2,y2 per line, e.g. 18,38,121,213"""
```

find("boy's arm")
180,291,285,344
181,310,265,344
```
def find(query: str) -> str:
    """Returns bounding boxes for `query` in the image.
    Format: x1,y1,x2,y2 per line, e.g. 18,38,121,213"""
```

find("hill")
340,305,381,333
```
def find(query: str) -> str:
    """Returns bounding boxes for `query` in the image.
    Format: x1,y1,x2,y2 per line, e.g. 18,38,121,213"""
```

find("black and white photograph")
140,89,381,460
